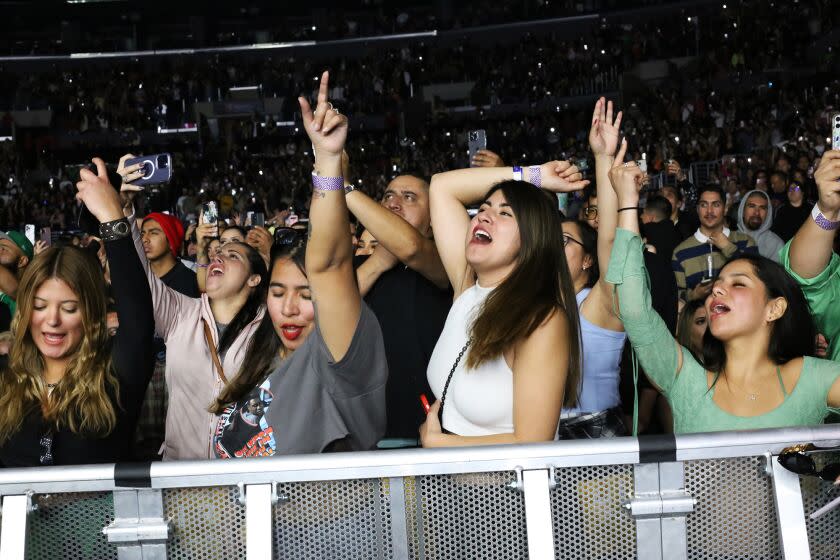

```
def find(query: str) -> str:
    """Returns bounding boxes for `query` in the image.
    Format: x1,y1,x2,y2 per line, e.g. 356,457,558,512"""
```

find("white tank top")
427,283,514,436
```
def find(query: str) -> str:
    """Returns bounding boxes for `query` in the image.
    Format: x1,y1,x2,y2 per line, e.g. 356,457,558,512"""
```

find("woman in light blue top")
556,99,628,436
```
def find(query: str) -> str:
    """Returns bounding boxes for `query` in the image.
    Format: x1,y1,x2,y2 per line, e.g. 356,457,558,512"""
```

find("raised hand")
607,140,645,205
33,240,48,256
117,153,144,210
589,97,623,157
246,226,273,265
75,158,125,223
472,149,505,168
814,150,840,217
298,71,349,160
538,161,590,193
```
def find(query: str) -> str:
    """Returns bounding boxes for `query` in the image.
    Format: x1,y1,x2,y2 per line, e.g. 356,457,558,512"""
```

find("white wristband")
812,203,840,231
512,166,523,181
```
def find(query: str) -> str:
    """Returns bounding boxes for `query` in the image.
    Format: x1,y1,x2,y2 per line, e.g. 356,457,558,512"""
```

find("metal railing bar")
0,426,835,495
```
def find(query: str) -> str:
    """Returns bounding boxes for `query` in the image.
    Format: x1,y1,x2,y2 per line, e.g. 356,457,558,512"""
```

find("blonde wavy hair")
0,246,118,444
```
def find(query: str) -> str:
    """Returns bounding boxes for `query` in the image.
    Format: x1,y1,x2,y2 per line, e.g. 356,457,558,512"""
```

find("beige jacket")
130,215,264,460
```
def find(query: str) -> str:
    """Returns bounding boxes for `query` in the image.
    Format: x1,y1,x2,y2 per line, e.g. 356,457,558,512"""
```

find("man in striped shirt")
671,184,757,303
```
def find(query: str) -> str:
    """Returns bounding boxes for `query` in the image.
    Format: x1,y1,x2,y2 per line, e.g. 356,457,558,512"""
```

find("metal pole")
522,469,554,560
245,484,273,560
0,495,29,560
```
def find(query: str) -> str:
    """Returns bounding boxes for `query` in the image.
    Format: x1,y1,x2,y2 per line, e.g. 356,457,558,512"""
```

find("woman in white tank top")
420,158,588,446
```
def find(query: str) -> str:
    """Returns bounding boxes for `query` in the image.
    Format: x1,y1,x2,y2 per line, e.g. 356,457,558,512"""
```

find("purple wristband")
528,165,542,188
812,203,840,231
311,174,345,191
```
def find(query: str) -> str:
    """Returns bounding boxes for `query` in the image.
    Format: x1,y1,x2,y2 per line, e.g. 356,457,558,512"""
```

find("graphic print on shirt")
213,378,276,458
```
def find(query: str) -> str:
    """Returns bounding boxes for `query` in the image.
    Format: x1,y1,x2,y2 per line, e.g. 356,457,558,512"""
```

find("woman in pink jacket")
119,164,268,460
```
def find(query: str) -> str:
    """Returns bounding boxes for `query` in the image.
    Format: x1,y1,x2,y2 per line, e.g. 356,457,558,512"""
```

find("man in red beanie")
135,212,200,460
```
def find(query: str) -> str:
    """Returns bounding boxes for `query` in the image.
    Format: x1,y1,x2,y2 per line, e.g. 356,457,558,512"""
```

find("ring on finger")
622,161,634,167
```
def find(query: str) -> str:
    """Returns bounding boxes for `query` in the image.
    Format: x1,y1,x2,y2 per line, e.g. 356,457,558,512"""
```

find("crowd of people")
0,0,837,467
0,62,839,467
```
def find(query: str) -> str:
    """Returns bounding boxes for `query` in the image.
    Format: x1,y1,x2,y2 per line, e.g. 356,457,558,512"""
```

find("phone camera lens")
157,155,169,168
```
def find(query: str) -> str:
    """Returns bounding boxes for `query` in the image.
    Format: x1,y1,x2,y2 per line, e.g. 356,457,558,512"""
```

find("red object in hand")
419,394,431,414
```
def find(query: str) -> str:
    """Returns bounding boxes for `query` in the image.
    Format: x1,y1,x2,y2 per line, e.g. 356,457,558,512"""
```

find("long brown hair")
467,181,582,408
210,240,302,413
0,247,118,443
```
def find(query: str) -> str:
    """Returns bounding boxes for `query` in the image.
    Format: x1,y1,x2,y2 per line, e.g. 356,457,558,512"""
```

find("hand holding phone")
124,153,173,186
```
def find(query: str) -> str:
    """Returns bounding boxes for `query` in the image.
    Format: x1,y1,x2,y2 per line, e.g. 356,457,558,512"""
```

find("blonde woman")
0,158,154,466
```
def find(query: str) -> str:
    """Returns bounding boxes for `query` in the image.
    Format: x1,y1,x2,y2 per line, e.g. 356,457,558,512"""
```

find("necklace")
46,383,58,388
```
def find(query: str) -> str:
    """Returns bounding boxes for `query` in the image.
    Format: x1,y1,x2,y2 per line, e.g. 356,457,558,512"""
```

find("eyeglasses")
582,206,598,219
778,444,840,482
273,227,305,246
562,235,584,248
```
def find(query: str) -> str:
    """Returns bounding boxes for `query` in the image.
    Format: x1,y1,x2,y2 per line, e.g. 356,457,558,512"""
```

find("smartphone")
252,212,265,228
201,201,218,225
24,224,35,246
832,113,840,151
467,129,487,167
124,153,173,186
40,227,51,247
419,394,431,414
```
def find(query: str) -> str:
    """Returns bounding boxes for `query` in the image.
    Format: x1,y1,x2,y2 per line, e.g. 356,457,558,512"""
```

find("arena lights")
156,123,198,134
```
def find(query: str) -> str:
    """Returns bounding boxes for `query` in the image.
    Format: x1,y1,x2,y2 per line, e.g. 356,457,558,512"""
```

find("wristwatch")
99,218,131,241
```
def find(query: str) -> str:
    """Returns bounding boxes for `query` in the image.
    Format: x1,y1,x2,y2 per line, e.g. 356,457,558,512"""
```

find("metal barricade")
0,426,838,559
689,161,721,187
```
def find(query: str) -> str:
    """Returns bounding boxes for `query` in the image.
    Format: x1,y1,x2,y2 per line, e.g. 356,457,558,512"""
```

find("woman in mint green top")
604,145,840,434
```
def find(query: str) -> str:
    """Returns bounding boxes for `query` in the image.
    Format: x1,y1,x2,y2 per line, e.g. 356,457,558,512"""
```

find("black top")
0,235,155,467
354,255,451,439
641,220,682,264
772,203,812,242
674,210,699,242
161,261,200,298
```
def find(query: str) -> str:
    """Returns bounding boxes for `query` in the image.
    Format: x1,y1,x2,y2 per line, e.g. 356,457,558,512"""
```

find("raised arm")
583,97,624,332
788,150,840,279
607,155,687,393
430,162,588,298
116,153,192,342
343,171,448,289
300,71,360,361
75,158,154,391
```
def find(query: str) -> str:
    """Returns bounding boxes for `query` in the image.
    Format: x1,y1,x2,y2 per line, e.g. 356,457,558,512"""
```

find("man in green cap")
0,230,34,316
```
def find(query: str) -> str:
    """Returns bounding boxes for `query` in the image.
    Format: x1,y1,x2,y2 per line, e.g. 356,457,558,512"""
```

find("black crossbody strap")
437,339,471,434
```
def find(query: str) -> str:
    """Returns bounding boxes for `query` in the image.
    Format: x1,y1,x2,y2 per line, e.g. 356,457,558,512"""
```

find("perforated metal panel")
272,478,393,559
164,486,246,559
685,457,781,560
26,492,116,560
802,451,840,560
405,471,527,560
551,464,636,560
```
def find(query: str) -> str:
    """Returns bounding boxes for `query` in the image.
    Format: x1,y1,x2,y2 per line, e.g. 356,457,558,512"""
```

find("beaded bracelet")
311,173,345,191
527,165,542,188
512,166,542,188
811,203,840,231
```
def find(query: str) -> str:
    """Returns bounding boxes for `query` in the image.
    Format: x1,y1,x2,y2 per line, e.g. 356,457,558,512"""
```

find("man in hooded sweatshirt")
737,190,784,262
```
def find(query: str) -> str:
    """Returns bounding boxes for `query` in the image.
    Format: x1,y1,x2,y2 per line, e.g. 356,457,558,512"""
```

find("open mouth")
280,324,304,341
472,227,493,245
208,264,225,277
709,301,730,319
42,332,67,345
